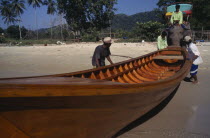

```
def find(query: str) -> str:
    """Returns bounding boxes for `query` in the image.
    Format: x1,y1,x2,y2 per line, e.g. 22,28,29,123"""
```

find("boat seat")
153,55,184,60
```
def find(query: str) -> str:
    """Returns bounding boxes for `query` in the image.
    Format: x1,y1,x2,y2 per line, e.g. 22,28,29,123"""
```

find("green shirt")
157,35,168,50
170,11,183,24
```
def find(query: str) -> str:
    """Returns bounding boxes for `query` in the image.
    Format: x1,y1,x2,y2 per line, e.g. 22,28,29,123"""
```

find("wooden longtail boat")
0,47,191,138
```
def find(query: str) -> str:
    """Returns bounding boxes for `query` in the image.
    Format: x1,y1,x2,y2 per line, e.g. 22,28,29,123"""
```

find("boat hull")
0,85,178,138
0,47,191,137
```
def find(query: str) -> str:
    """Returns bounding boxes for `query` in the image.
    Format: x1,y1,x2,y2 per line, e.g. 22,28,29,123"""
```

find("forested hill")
112,10,163,31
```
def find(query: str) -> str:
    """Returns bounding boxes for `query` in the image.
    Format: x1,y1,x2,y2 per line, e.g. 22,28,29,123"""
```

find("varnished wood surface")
0,77,121,85
153,55,184,60
0,116,29,138
0,47,192,138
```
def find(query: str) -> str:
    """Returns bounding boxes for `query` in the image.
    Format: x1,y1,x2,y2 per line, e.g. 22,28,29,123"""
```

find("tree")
44,0,57,39
188,0,210,29
57,0,117,32
133,21,164,41
12,0,26,40
28,0,43,39
59,13,64,40
0,27,5,43
0,1,17,25
1,0,25,39
6,25,28,39
0,27,4,34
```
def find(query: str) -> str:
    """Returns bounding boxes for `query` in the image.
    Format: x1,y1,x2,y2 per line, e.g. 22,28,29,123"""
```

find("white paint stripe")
191,69,198,73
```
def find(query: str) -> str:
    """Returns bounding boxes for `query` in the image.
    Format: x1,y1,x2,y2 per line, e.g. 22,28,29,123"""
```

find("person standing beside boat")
184,36,203,84
170,4,183,25
92,37,114,68
157,31,168,50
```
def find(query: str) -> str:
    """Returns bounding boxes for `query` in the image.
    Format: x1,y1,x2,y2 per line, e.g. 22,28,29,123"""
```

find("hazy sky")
0,0,158,29
115,0,158,15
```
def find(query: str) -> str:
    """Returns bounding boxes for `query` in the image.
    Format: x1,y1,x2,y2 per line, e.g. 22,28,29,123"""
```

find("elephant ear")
183,29,192,38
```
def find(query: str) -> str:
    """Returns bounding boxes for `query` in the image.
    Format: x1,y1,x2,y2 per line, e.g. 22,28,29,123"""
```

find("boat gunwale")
0,51,158,80
0,47,190,85
0,47,191,97
0,47,188,80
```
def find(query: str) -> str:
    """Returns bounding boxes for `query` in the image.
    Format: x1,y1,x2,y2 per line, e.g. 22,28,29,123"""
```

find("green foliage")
6,25,27,39
0,0,26,24
62,29,70,41
28,0,43,8
0,37,6,43
133,21,164,41
112,9,163,31
44,0,57,15
57,0,117,31
36,25,75,40
0,27,4,34
82,34,97,42
6,25,19,39
0,27,6,43
12,0,26,16
114,29,131,38
81,28,100,42
0,1,17,24
189,0,210,29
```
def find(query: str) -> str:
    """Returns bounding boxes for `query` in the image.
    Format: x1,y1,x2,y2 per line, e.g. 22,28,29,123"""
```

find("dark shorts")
190,64,198,76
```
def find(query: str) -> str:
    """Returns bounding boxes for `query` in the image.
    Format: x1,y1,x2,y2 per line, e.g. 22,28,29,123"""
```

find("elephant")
167,24,192,47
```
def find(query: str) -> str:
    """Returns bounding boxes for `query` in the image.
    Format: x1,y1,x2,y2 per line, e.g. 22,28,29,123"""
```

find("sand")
0,42,210,138
0,42,156,78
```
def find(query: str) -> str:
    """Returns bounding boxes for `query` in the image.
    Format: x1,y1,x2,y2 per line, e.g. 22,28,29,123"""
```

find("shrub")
0,37,6,43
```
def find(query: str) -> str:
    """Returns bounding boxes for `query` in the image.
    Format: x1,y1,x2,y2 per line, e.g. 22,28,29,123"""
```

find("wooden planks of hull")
0,47,192,138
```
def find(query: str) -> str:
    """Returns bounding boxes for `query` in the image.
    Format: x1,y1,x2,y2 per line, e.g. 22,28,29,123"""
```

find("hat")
103,37,113,44
184,36,192,42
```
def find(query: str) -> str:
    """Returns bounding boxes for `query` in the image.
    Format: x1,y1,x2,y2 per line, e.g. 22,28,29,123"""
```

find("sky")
0,0,158,29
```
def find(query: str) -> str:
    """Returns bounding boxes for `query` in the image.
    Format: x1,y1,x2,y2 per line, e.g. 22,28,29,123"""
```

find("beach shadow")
112,84,180,138
183,77,192,82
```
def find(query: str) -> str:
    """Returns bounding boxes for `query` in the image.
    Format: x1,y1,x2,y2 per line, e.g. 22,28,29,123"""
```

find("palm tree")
12,0,25,40
44,0,57,39
60,13,64,40
28,0,43,40
0,1,17,25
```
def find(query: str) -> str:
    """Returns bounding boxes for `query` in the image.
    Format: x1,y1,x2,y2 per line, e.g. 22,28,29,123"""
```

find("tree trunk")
50,16,52,40
19,20,22,40
109,20,111,37
60,14,63,40
35,8,38,40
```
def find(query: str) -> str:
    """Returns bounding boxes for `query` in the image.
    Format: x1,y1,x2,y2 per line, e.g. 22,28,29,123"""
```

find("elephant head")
168,25,192,47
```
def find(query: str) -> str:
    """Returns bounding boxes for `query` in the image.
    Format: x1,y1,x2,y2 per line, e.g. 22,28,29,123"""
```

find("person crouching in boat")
157,31,168,50
184,36,203,84
92,37,114,68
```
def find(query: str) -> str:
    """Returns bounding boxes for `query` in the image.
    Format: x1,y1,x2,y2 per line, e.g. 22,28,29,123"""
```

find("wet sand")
0,42,210,137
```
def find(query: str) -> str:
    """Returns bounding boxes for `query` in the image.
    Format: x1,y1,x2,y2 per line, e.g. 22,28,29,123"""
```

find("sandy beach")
0,42,210,137
0,42,156,78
